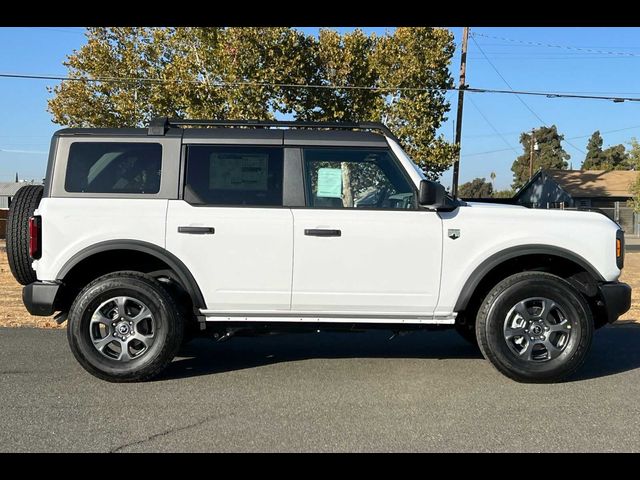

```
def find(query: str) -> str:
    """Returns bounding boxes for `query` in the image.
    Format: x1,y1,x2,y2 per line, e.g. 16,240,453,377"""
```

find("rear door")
291,147,443,316
165,140,294,313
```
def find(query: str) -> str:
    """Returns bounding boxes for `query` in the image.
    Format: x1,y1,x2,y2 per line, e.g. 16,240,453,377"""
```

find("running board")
198,312,456,325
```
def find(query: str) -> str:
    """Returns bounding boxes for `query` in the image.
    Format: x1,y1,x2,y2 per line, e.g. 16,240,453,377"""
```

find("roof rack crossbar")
147,117,399,141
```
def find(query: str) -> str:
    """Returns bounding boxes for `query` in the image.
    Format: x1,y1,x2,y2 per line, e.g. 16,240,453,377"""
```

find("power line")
471,32,640,58
463,124,640,158
464,124,640,142
471,36,547,124
2,72,640,104
471,37,586,155
467,97,519,154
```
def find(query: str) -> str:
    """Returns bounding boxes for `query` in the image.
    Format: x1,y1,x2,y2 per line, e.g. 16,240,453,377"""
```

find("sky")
1,26,640,190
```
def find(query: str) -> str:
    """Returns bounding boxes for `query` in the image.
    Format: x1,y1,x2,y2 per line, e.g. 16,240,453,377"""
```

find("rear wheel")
476,271,593,383
67,271,184,382
6,184,43,285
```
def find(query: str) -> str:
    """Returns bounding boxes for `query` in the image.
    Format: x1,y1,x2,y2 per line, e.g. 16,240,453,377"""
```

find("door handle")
178,226,215,234
304,229,341,237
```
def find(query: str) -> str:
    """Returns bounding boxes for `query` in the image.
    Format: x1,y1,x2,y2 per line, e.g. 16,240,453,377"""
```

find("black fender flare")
57,240,206,310
453,244,605,312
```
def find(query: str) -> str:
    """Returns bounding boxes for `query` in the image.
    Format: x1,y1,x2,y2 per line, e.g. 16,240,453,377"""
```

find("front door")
291,147,442,316
166,144,293,312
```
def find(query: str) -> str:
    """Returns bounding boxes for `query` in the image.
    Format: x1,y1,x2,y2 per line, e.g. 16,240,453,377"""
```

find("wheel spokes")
504,296,574,363
540,298,557,321
118,342,133,362
92,334,116,352
504,324,526,339
519,339,537,361
90,310,113,327
543,338,562,359
130,332,154,349
115,296,129,319
131,305,152,325
513,301,532,321
549,318,570,333
88,295,156,363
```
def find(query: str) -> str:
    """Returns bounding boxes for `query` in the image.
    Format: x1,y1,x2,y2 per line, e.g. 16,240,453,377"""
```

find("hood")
464,201,525,209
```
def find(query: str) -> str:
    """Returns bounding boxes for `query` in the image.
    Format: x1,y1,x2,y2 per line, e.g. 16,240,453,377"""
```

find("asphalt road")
2,325,640,452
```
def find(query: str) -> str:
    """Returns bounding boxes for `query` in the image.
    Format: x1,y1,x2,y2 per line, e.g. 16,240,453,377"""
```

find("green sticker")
317,168,342,198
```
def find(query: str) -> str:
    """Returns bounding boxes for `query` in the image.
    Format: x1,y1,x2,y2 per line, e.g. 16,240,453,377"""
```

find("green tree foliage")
601,144,630,170
626,138,640,212
582,131,606,170
493,189,515,198
511,125,570,190
48,27,456,179
582,131,630,171
458,177,493,198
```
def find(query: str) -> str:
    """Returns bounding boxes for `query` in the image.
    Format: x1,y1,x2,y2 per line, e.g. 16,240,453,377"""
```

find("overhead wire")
470,36,586,155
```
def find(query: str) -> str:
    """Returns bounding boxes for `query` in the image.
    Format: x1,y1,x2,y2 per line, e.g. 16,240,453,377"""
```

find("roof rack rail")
147,117,399,141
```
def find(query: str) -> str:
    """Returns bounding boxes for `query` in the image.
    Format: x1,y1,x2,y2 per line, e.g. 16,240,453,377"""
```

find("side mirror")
418,180,446,207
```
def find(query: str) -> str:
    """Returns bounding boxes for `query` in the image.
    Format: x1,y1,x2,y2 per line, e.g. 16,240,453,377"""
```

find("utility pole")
451,27,469,198
529,129,535,179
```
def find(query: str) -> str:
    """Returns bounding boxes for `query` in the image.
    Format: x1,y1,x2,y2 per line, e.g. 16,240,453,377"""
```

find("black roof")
53,118,394,147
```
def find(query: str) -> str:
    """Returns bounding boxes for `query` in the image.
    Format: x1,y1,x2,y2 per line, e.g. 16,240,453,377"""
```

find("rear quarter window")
184,145,284,206
64,142,162,194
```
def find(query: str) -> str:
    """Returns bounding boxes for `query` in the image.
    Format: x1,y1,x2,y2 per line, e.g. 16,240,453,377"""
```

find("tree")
602,145,630,170
582,131,629,170
493,189,515,198
458,177,493,198
48,27,457,179
582,131,606,170
627,138,640,211
511,125,570,190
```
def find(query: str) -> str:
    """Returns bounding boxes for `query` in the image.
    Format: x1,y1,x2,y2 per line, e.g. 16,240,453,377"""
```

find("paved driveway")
1,325,639,452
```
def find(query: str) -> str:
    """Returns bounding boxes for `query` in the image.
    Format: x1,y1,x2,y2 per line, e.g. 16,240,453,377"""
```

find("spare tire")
6,185,43,285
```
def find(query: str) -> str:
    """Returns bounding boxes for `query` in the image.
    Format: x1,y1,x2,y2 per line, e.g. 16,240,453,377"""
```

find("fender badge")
448,229,461,240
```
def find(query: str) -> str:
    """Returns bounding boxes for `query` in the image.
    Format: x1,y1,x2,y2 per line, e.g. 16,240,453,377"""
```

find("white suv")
6,118,631,383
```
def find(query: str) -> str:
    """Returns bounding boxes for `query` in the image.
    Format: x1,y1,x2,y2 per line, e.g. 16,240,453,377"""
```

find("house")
0,181,41,209
514,169,638,209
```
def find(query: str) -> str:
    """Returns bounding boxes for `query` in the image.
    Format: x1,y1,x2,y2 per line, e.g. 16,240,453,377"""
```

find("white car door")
166,144,293,313
291,147,443,316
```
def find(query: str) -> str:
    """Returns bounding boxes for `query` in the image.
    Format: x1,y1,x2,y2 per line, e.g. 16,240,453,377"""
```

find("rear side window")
65,142,162,194
184,146,284,206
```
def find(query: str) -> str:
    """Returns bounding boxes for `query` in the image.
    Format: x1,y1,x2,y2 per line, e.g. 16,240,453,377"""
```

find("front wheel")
476,272,593,383
67,271,184,382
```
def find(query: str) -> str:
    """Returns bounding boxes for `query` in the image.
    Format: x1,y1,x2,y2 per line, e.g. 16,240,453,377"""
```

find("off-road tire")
6,185,43,285
476,271,593,383
67,271,184,382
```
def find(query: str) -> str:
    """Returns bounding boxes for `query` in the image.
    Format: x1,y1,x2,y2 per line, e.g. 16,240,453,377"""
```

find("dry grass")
619,251,640,323
0,250,61,328
0,249,638,329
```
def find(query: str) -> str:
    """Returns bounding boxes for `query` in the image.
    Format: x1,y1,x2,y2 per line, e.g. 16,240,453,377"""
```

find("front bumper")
22,282,61,316
598,281,632,324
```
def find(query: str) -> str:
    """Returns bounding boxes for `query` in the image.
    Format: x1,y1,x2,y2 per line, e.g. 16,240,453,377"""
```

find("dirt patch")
0,249,639,329
619,252,640,322
0,251,61,328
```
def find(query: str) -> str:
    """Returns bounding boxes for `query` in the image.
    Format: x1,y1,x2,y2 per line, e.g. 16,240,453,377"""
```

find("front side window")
65,142,162,194
303,148,416,209
184,146,284,206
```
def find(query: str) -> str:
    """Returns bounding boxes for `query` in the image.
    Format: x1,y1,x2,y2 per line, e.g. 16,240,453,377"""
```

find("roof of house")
0,181,41,196
515,169,638,199
544,169,637,198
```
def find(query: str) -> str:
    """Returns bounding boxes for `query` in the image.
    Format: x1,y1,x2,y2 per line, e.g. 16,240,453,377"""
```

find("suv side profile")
6,118,631,383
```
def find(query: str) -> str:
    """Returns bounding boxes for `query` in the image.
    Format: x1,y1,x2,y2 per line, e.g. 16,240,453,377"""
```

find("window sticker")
209,154,269,191
317,167,343,198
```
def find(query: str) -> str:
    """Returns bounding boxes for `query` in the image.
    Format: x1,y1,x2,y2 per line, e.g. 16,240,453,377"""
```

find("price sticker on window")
317,168,343,198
